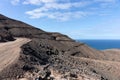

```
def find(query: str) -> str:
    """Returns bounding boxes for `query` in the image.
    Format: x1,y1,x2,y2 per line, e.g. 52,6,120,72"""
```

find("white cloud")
23,0,91,9
22,0,119,21
94,0,118,8
24,0,91,21
40,2,88,10
23,0,55,5
11,0,20,5
94,0,117,3
26,10,88,21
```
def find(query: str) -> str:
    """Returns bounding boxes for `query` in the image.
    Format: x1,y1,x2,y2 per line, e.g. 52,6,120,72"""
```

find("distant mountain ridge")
0,14,72,41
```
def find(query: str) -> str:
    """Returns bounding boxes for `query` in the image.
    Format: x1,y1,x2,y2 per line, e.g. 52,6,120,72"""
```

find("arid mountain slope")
0,14,120,80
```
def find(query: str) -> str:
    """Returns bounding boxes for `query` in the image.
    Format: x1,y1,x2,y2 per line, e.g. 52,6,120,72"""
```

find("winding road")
0,38,30,71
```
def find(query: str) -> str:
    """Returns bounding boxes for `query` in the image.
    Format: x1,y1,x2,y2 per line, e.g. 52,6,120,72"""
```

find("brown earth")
0,14,120,80
0,38,30,71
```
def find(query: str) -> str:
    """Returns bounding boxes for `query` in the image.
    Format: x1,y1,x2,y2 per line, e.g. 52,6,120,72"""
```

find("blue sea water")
77,40,120,50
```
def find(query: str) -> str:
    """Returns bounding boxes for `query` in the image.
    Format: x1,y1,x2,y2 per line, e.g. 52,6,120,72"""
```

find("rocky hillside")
0,14,120,80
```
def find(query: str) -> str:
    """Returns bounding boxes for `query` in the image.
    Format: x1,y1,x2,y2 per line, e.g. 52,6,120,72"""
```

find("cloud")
22,0,119,21
26,10,88,21
93,0,118,8
23,0,91,9
23,0,118,6
94,0,117,3
11,0,20,5
24,0,91,21
23,0,55,5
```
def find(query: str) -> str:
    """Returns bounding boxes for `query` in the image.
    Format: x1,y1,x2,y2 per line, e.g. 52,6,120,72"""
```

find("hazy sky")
0,0,120,39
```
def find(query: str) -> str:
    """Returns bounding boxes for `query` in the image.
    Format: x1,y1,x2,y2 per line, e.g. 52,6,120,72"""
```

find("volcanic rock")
0,14,120,80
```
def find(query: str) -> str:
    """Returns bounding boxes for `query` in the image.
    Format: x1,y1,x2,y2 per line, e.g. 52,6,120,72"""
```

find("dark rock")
0,29,15,42
70,73,78,78
101,76,108,80
22,65,35,71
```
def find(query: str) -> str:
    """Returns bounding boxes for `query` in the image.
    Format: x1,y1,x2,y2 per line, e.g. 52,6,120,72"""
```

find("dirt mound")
0,14,120,80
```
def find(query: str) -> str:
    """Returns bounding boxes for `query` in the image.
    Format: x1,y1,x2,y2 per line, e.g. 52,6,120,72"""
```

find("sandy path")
0,38,30,71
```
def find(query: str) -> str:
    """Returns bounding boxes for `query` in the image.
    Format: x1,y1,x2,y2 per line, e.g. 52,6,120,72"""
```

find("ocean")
77,40,120,50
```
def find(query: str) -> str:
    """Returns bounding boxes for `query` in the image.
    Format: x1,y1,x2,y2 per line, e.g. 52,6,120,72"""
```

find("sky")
0,0,120,39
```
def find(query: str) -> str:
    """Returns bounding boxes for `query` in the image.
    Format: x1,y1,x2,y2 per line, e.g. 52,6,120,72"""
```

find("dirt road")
0,38,30,71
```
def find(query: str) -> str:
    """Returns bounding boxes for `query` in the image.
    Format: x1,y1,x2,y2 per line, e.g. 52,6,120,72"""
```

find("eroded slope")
0,14,120,80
